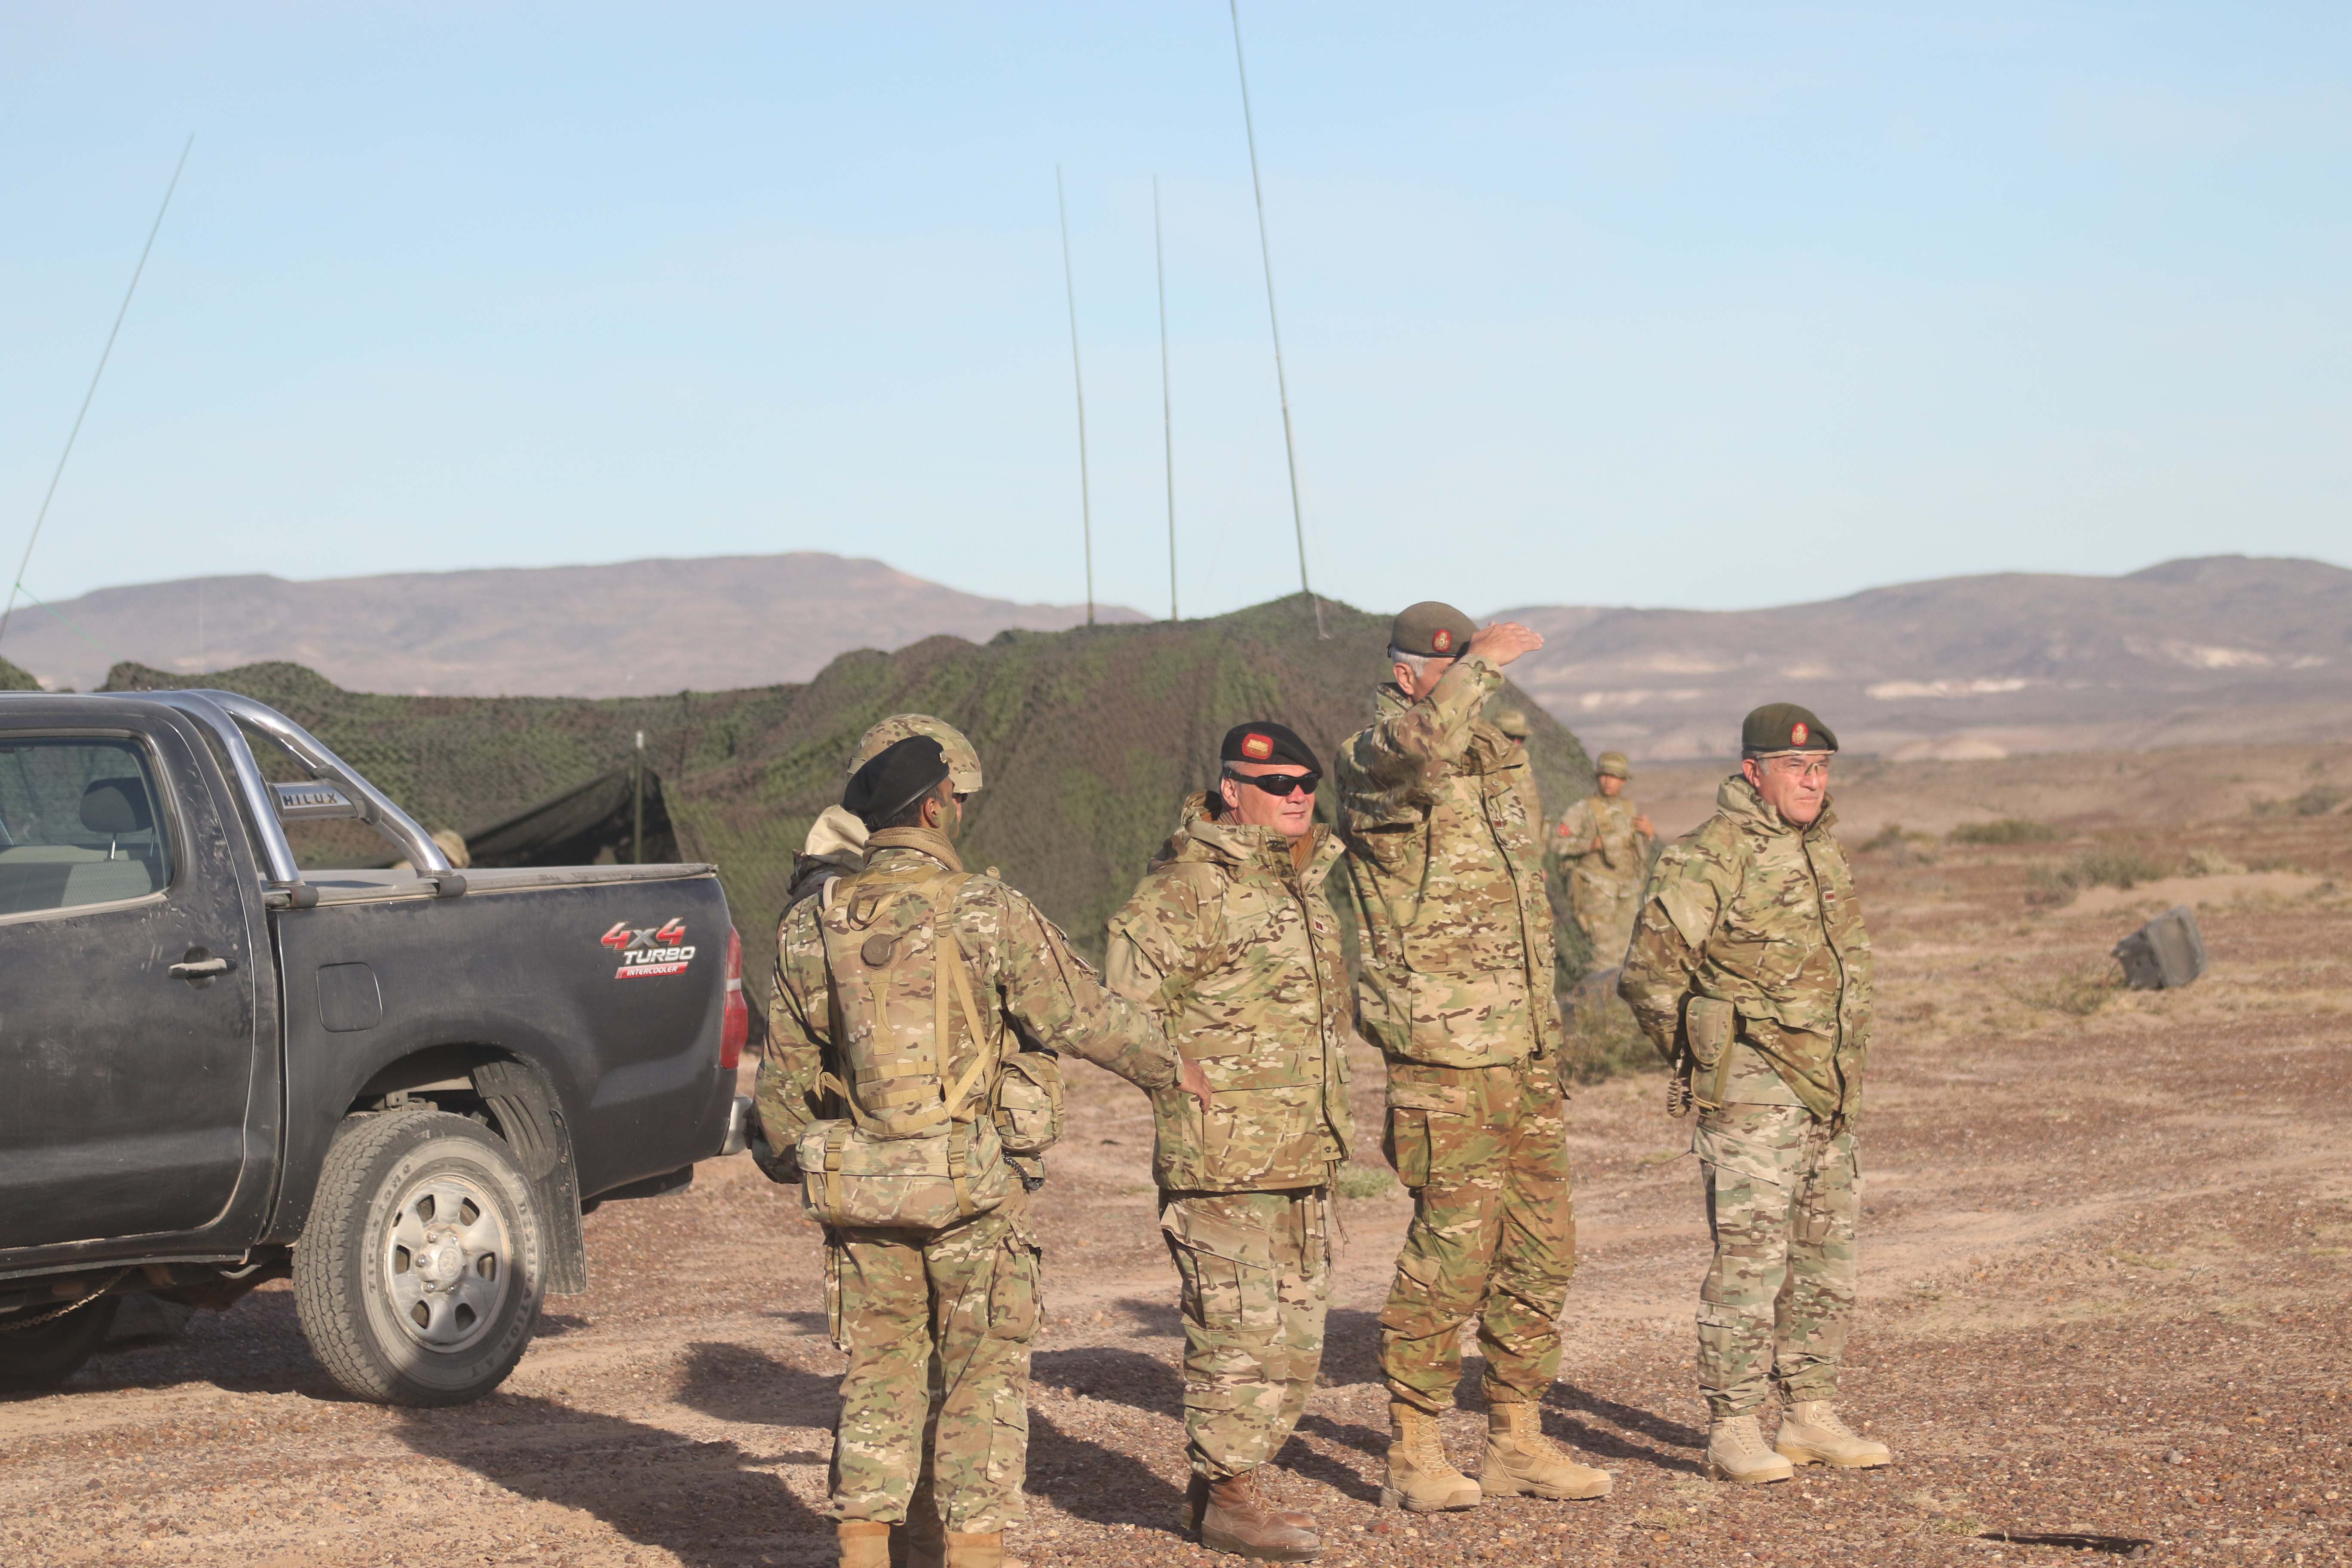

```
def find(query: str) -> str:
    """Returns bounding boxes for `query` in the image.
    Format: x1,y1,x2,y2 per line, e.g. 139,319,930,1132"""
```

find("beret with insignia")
1741,702,1838,755
1219,720,1320,772
1388,600,1478,660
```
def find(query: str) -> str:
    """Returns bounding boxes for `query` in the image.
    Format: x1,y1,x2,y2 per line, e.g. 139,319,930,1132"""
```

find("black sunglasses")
1224,769,1321,797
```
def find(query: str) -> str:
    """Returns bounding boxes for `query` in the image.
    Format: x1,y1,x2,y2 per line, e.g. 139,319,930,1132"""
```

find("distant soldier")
1335,602,1612,1513
1107,722,1356,1562
1552,751,1654,964
756,736,1209,1568
1617,704,1890,1486
782,714,987,911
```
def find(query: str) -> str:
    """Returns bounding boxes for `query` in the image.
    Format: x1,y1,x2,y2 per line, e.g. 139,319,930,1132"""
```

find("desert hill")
1499,554,2352,760
0,655,36,691
103,594,1594,982
3,553,1143,697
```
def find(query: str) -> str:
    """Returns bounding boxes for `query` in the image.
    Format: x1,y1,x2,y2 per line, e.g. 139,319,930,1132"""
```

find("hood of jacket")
1152,791,1338,890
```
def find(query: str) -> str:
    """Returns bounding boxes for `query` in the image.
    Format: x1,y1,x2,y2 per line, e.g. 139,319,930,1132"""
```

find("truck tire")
0,1296,121,1392
294,1108,545,1406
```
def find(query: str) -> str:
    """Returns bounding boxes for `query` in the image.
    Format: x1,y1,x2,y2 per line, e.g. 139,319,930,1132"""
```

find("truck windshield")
0,737,175,916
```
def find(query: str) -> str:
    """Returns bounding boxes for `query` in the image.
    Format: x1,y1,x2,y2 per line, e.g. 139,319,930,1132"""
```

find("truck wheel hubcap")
383,1173,511,1353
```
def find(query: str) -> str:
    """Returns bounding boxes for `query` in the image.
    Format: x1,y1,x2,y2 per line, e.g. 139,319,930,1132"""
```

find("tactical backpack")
796,862,1062,1232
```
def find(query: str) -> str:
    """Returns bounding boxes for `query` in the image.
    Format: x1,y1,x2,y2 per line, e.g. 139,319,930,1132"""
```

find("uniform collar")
1162,792,1338,888
865,826,964,873
1717,772,1838,840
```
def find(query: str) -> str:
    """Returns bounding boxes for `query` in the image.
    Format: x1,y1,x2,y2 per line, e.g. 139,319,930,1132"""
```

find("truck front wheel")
294,1108,545,1406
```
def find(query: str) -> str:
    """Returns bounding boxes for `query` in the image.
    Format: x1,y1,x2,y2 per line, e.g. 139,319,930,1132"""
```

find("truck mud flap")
471,1060,590,1295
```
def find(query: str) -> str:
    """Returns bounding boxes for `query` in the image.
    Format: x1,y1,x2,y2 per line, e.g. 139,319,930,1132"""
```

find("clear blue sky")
6,3,2348,622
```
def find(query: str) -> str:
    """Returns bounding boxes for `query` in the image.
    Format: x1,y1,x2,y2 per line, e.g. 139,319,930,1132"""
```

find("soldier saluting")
1618,704,1892,1485
1107,722,1356,1562
756,735,1209,1568
1336,603,1611,1513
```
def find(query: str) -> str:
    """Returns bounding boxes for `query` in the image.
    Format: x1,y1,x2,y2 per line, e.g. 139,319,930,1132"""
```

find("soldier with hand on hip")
755,736,1210,1568
1553,750,1654,966
1618,704,1891,1486
1336,602,1612,1515
1107,722,1357,1562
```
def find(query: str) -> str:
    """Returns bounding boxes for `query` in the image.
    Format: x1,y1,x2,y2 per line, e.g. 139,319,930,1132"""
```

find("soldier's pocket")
989,1233,1041,1341
1691,1121,1799,1190
823,1238,847,1351
1161,1204,1279,1333
1383,1079,1466,1190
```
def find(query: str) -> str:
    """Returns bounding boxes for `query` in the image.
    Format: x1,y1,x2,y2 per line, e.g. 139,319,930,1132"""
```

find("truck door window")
0,738,175,916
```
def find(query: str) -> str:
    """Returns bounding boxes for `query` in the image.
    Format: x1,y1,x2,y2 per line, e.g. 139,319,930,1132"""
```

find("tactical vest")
795,860,1062,1232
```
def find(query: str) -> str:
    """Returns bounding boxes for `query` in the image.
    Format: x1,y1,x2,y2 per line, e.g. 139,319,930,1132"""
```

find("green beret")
1596,750,1631,778
1389,600,1476,659
1741,702,1837,755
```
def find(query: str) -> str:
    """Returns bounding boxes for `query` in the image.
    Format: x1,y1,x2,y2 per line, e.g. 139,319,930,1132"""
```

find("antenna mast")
1055,166,1096,627
1227,2,1324,638
1155,176,1178,622
1,134,194,653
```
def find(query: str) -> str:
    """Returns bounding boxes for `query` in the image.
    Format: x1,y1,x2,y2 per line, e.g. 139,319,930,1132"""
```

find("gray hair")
1387,646,1435,680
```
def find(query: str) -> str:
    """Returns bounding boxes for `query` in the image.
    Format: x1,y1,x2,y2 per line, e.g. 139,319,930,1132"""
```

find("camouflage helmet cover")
1596,750,1631,779
851,714,983,793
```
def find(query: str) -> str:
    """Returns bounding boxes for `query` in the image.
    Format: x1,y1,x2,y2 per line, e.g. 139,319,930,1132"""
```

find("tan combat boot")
1382,1401,1483,1512
1774,1400,1893,1469
835,1519,891,1568
1706,1415,1796,1485
1195,1468,1321,1560
940,1531,1026,1568
1480,1402,1613,1500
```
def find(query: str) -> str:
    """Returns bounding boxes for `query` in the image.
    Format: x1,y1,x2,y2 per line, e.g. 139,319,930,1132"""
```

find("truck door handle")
169,954,235,980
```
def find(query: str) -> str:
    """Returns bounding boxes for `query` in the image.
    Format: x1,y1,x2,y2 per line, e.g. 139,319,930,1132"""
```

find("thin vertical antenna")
1155,176,1177,622
0,134,195,652
1228,1,1325,638
1055,165,1096,627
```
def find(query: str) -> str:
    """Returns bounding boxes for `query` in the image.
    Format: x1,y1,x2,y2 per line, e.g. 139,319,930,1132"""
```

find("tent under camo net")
101,594,1597,1006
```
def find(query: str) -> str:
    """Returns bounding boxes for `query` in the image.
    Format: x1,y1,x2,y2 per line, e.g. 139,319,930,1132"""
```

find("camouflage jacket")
1617,775,1873,1121
1335,654,1562,1067
1555,793,1648,883
1105,796,1356,1192
757,828,1179,1174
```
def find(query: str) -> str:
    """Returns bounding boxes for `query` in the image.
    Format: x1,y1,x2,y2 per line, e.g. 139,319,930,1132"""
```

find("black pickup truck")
0,690,750,1404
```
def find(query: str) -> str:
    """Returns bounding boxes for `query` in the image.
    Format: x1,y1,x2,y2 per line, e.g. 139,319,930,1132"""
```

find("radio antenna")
0,134,195,653
1155,176,1178,622
1055,165,1096,627
1227,3,1324,638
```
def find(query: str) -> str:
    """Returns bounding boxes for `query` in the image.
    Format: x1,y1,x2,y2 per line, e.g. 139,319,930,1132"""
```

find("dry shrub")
2253,785,2346,818
2186,847,2248,877
1558,986,1656,1084
1336,1163,1396,1200
2010,961,2122,1016
2024,845,2174,904
1951,817,2060,845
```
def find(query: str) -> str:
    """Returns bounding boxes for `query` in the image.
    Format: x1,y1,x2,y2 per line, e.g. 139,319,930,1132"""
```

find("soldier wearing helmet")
784,714,986,912
1552,750,1655,967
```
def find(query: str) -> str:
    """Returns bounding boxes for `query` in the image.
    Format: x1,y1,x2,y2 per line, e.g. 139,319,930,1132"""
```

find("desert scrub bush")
2023,845,2174,905
1950,817,2060,845
2009,960,2122,1016
1335,1163,1396,1200
2185,847,2248,877
2253,786,2347,817
1557,988,1655,1084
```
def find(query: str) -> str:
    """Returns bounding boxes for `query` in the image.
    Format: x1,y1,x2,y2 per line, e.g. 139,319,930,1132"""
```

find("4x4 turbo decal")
600,918,695,979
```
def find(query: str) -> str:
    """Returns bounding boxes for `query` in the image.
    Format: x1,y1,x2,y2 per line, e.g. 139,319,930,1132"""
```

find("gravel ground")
3,805,2348,1567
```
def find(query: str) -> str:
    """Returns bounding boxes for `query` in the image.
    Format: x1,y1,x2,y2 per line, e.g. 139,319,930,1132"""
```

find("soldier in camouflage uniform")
782,715,989,912
1617,703,1892,1485
757,737,1207,1568
1336,603,1612,1513
1551,750,1654,964
1107,722,1356,1562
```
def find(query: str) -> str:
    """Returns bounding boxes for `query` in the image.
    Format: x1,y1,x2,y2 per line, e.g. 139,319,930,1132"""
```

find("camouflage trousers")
1693,1102,1857,1419
1160,1187,1333,1481
1569,870,1640,965
826,1200,1040,1533
1379,1060,1576,1413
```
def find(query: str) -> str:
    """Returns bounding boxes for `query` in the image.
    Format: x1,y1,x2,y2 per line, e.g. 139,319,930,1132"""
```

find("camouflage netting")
102,594,1597,1004
0,655,40,691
